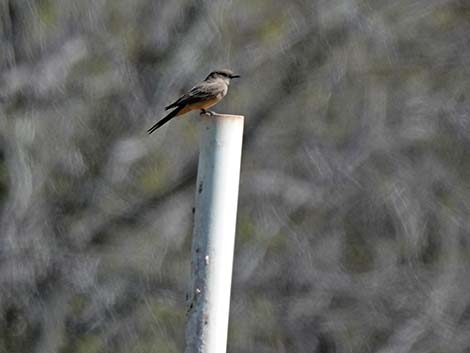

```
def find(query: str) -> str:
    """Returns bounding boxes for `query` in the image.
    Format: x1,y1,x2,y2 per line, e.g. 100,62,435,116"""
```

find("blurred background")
1,0,470,352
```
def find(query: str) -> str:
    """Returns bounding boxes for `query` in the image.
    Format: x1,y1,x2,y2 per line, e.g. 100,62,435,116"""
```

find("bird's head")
205,69,240,84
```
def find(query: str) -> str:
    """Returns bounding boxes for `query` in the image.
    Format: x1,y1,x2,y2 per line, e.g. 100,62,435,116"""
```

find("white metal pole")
185,113,244,353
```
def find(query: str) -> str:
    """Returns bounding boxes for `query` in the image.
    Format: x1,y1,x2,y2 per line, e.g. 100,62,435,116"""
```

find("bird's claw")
200,109,216,116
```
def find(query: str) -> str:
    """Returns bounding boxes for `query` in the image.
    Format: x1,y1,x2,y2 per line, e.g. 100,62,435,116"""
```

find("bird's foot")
200,109,216,116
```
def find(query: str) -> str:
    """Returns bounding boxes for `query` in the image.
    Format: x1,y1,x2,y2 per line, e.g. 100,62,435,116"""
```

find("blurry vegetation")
1,0,470,352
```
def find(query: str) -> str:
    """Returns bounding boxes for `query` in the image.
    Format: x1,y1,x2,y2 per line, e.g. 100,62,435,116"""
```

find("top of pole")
199,112,244,121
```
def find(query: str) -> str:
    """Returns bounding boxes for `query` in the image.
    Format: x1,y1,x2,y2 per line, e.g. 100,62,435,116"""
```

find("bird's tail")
147,107,182,134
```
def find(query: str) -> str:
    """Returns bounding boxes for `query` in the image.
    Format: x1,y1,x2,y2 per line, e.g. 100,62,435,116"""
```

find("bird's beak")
231,74,240,79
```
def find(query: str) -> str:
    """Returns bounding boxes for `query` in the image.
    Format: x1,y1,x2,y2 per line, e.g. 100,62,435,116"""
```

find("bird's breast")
218,85,228,99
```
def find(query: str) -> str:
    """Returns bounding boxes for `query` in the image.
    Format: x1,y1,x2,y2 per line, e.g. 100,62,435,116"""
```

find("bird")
147,69,240,134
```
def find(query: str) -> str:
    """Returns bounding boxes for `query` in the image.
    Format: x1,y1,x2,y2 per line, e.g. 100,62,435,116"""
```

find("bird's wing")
165,82,224,110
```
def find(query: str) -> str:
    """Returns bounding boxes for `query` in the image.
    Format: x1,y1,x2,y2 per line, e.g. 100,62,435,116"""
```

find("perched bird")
147,69,240,134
